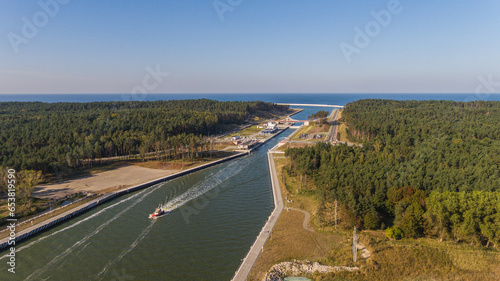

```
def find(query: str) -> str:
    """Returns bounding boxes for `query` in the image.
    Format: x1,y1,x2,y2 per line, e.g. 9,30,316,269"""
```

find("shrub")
386,226,404,240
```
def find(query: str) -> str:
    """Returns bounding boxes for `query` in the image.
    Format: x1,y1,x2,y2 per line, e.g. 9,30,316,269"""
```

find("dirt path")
286,207,314,232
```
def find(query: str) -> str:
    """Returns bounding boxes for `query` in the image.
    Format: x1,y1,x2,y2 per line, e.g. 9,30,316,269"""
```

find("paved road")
327,109,339,143
232,144,284,281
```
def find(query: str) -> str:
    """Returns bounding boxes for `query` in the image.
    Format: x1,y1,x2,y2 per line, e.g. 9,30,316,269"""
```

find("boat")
149,205,169,219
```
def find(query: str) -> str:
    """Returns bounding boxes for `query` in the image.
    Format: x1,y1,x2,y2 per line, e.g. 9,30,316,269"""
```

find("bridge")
275,103,344,108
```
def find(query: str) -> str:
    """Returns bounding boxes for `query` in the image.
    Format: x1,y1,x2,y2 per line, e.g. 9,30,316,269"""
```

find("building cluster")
260,122,278,134
231,135,258,149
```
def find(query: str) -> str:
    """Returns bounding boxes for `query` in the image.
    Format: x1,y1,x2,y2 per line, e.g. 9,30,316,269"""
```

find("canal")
0,129,294,281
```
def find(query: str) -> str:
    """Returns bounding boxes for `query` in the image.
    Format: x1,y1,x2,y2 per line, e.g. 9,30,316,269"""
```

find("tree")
401,202,425,238
18,170,43,201
363,208,380,230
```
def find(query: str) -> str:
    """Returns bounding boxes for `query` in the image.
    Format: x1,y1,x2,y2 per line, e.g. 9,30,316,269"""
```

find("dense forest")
0,99,287,175
308,110,329,120
285,100,500,246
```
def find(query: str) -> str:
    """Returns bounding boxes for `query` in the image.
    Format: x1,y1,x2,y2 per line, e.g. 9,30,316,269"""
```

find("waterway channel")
0,129,294,281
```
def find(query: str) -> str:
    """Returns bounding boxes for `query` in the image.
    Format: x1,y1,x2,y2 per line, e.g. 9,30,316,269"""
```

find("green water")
0,130,293,281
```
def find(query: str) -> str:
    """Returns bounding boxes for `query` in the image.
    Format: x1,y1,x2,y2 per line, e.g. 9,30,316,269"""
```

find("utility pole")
353,226,358,263
335,199,338,230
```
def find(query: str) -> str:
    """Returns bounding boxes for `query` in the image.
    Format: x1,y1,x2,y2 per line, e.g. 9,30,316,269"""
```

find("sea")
1,93,500,104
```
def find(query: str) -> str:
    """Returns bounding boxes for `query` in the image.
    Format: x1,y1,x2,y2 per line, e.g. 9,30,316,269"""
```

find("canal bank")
232,142,284,281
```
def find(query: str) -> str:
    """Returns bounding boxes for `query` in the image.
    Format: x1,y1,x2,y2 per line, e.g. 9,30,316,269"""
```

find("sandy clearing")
33,165,180,199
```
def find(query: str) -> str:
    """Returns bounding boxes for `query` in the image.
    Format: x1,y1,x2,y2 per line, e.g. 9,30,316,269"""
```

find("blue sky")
1,0,499,94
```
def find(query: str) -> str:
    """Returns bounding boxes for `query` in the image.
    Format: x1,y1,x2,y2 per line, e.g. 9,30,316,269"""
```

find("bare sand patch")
33,165,180,199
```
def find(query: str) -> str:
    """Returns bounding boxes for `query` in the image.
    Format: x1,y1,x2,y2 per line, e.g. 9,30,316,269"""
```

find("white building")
267,122,277,130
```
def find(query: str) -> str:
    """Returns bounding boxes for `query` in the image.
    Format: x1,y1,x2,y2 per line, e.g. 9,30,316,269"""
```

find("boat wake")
96,219,156,280
160,157,251,213
24,184,163,281
0,187,154,261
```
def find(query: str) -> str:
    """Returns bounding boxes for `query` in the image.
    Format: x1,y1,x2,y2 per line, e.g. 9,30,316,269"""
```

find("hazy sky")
1,0,499,94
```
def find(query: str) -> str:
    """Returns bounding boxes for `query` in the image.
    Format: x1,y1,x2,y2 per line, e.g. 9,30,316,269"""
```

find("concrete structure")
261,128,277,134
238,140,258,150
275,103,344,108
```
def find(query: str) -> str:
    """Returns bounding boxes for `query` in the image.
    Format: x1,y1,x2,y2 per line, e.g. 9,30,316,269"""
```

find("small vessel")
149,205,169,219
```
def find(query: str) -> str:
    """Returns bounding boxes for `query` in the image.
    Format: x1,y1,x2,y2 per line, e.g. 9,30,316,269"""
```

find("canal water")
0,129,294,281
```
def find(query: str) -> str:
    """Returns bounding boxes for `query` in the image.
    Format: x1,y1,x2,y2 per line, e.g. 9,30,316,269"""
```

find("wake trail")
25,185,162,281
162,157,252,212
0,188,151,260
96,219,156,280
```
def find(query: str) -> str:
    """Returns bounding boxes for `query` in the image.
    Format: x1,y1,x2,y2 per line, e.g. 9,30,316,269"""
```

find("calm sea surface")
1,93,500,104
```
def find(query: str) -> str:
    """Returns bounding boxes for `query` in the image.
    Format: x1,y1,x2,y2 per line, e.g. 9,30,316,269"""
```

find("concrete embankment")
0,151,249,251
232,143,284,281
